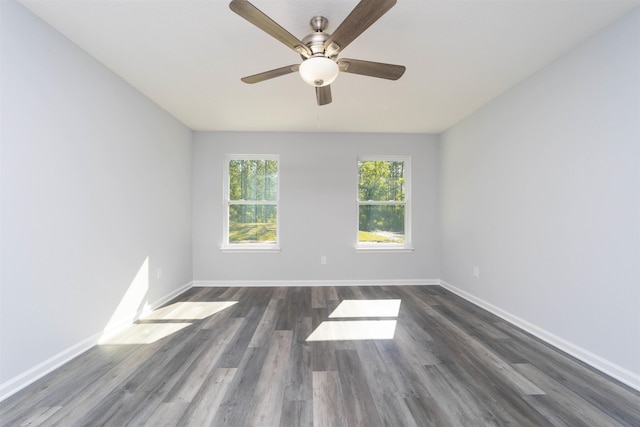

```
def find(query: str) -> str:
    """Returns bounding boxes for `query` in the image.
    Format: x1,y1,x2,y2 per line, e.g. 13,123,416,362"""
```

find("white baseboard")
149,281,194,309
0,281,194,402
192,279,439,287
439,280,640,392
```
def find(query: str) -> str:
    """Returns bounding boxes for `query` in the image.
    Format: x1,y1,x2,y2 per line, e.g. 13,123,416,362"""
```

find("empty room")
1,0,639,425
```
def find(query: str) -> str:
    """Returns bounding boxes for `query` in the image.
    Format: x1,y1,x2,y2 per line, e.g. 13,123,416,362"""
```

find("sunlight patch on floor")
103,322,191,345
143,301,238,320
306,320,397,341
101,301,238,345
328,299,401,318
307,299,401,341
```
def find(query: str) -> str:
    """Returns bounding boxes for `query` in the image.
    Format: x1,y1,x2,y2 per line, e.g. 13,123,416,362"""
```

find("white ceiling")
19,0,640,134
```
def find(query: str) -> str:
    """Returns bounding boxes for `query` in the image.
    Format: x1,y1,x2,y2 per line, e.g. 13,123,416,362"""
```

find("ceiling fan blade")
229,0,312,57
316,85,332,106
241,64,300,84
337,58,405,80
324,0,396,53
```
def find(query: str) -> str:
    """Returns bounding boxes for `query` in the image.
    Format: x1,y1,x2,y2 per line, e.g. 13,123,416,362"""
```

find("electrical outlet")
321,256,327,265
157,268,163,280
473,266,479,278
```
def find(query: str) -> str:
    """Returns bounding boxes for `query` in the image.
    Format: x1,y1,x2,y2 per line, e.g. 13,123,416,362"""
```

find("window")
357,156,411,250
223,155,279,251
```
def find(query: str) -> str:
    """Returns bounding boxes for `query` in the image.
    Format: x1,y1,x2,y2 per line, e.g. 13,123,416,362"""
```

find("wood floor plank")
310,339,338,373
403,397,438,427
481,336,533,365
311,287,327,309
441,353,555,426
280,400,313,427
79,327,213,426
405,306,553,425
432,298,510,340
275,287,310,331
401,289,547,397
163,317,243,403
0,345,132,423
2,285,639,427
29,340,172,425
200,300,237,330
393,314,440,366
210,347,269,426
312,371,347,427
324,286,339,303
335,349,384,427
272,287,289,300
249,296,284,348
310,308,338,372
214,305,266,368
513,363,626,426
177,368,237,426
354,340,421,427
283,316,313,402
12,406,61,427
247,330,293,426
493,322,640,424
142,402,190,427
413,363,500,426
372,339,428,398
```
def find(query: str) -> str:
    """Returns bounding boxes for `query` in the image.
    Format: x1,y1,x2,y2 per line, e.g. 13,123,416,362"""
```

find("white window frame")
222,154,280,252
356,155,413,252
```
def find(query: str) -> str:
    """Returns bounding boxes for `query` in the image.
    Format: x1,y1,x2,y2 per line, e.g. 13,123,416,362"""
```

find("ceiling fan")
229,0,406,106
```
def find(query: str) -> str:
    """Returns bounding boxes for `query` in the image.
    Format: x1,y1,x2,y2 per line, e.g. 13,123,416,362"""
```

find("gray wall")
1,0,193,393
440,8,640,386
192,132,440,283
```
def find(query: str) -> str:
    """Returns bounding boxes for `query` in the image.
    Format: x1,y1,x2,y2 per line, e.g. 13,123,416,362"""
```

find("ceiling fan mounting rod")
310,16,328,32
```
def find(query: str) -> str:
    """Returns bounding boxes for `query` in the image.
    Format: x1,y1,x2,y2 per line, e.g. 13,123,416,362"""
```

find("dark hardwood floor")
2,285,639,426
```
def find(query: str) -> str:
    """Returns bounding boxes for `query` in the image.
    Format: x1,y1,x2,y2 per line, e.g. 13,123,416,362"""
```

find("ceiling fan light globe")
299,57,339,87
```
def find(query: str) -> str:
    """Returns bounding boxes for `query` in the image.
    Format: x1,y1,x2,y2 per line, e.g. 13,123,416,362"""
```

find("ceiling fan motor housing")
302,16,335,57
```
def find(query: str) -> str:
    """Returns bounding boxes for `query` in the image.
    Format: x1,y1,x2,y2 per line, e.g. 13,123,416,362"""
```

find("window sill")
220,246,281,253
355,246,414,253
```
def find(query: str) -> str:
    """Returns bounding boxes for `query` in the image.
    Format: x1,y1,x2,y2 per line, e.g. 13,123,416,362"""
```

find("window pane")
358,160,405,202
358,205,405,244
229,159,278,201
229,204,277,244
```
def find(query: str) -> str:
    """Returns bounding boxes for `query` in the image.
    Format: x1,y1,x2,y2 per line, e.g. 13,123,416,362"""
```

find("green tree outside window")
227,157,278,245
358,159,408,245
